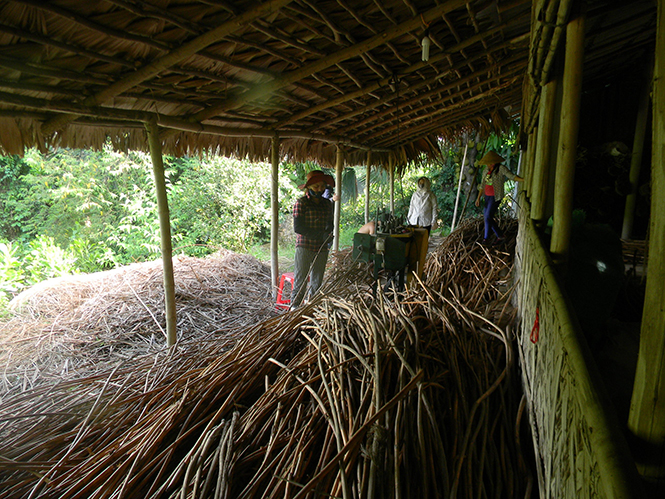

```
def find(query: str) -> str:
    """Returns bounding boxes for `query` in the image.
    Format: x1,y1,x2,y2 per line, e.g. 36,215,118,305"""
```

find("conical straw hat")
477,150,505,165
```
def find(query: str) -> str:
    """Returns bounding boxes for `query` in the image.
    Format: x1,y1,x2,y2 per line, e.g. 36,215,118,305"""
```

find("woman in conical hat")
475,151,523,244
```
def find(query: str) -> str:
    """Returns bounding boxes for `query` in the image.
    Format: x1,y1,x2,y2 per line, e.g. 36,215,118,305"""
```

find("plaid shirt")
293,192,334,251
478,164,517,202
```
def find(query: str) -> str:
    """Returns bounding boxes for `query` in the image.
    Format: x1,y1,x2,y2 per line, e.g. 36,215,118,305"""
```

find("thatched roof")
0,0,657,168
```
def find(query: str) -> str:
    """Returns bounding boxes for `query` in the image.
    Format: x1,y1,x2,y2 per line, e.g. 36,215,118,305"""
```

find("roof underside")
0,0,657,167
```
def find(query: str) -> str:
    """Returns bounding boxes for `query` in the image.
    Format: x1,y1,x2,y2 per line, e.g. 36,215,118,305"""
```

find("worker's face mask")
308,188,324,198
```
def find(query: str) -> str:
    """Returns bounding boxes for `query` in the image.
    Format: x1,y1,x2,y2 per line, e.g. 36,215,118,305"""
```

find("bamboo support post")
550,10,584,266
451,141,469,231
628,0,665,490
524,129,538,198
145,119,177,347
534,0,561,83
621,64,652,240
541,0,574,85
365,151,371,224
389,156,395,214
531,78,558,226
270,134,280,299
333,145,343,252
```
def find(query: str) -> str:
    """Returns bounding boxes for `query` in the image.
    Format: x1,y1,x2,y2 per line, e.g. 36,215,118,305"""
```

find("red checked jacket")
293,192,334,252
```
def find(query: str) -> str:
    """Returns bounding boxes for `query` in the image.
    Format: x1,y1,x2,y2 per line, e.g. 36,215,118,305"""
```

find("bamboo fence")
0,217,533,498
514,203,644,499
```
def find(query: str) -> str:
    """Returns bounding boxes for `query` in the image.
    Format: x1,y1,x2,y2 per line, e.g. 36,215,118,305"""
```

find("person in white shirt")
407,176,438,233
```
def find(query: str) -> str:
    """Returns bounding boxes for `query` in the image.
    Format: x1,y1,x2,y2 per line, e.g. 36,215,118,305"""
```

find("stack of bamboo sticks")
0,218,531,498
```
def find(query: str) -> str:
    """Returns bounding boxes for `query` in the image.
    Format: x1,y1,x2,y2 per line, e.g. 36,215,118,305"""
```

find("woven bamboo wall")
514,196,643,499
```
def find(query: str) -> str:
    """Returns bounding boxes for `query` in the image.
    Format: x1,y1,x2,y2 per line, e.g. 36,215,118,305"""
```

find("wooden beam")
0,90,390,151
105,0,204,35
372,92,521,147
13,0,171,52
145,119,177,347
628,0,665,490
550,10,585,266
0,22,135,69
0,55,111,85
270,134,280,300
190,0,469,122
41,0,297,135
389,155,395,214
276,21,526,129
333,145,343,252
331,53,528,137
365,76,523,143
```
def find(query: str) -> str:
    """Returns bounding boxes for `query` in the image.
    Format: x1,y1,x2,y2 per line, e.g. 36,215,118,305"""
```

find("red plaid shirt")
293,192,334,251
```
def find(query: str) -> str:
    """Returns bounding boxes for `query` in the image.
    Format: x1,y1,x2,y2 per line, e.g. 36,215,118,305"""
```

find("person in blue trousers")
475,150,523,244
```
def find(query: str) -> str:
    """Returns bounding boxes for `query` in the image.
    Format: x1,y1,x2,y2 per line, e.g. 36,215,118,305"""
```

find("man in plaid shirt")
291,171,335,308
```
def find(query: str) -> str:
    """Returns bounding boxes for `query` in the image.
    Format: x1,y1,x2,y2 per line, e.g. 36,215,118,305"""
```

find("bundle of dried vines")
0,217,531,498
0,251,275,397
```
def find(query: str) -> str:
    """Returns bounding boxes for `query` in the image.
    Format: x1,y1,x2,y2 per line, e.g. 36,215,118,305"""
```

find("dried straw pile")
0,218,532,499
1,250,275,396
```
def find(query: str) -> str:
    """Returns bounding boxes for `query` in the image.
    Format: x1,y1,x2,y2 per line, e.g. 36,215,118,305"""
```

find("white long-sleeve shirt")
407,186,437,227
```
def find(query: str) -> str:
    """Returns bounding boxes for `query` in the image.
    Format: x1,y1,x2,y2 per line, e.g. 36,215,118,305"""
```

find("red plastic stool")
275,272,295,311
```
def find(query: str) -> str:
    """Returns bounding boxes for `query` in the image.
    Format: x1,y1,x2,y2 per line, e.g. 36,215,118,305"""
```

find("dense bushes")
0,146,302,305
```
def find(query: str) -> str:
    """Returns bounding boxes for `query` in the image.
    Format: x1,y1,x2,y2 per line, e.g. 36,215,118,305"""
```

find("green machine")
353,230,413,291
352,210,429,292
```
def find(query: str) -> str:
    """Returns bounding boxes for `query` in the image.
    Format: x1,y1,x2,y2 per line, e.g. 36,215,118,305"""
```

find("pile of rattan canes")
0,250,276,397
0,217,533,499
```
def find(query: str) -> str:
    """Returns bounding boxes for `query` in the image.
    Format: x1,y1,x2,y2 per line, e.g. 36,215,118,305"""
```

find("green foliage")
169,155,301,254
0,241,24,303
23,235,78,285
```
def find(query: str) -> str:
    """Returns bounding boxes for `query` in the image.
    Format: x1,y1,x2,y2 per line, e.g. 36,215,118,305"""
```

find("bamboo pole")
389,156,395,215
270,134,280,299
621,64,652,240
550,10,585,266
524,129,538,198
145,119,177,347
628,0,665,490
365,150,371,224
541,0,575,85
531,78,558,226
451,141,469,231
333,145,343,252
